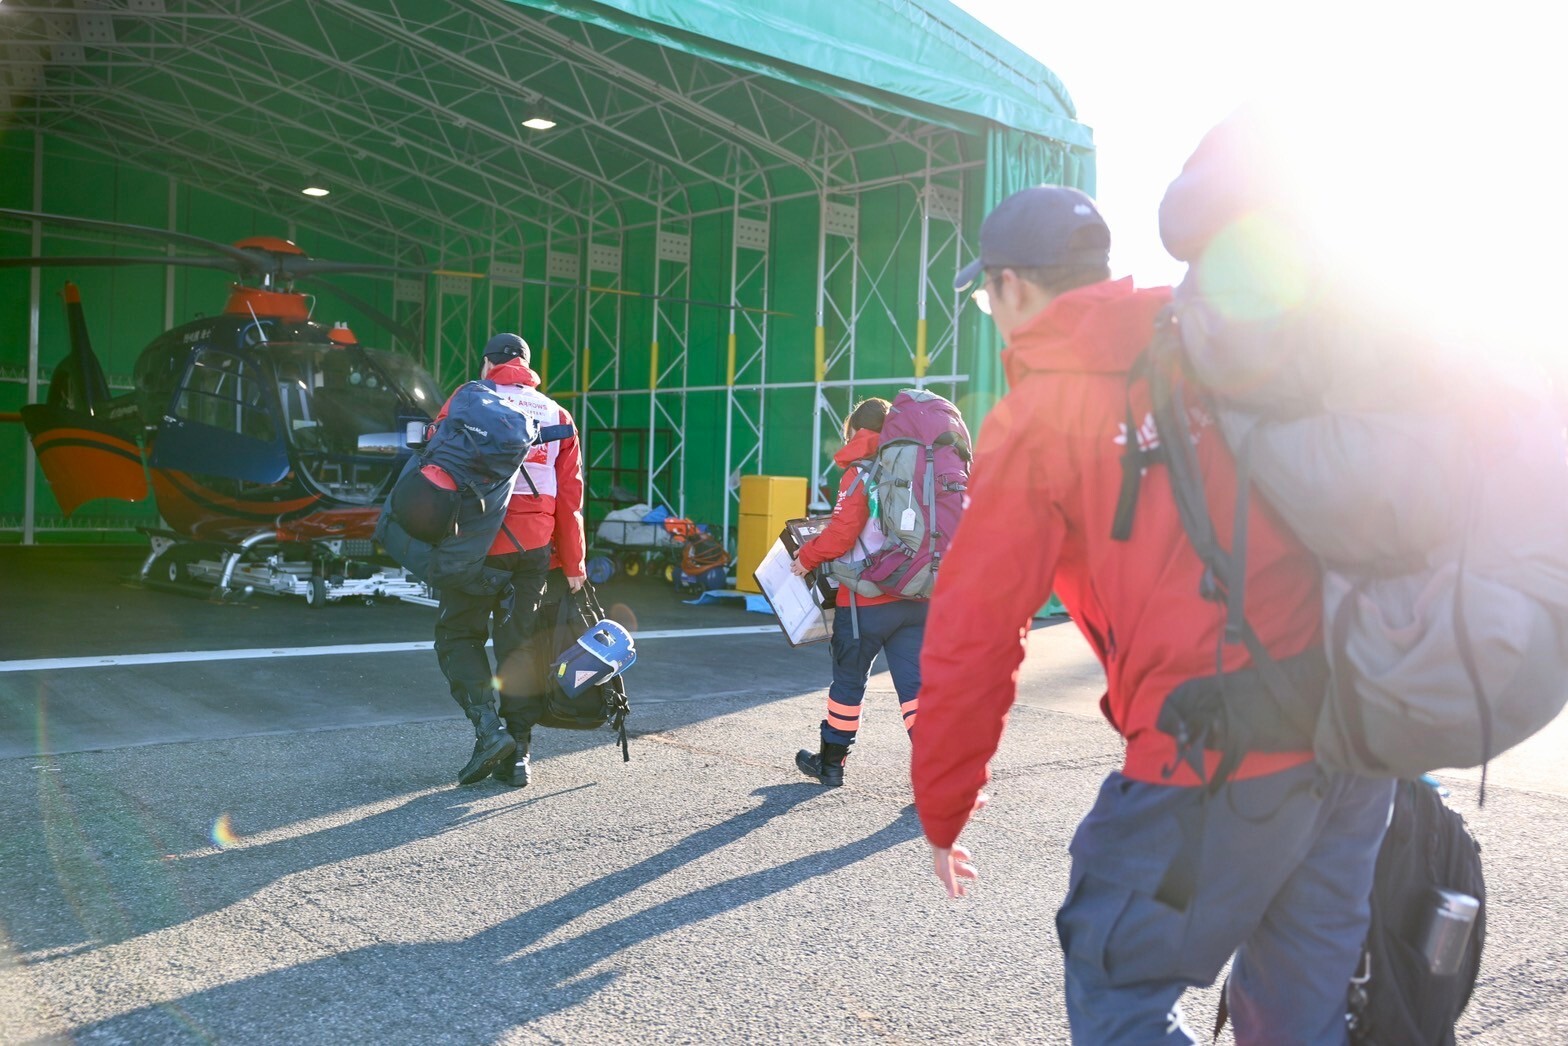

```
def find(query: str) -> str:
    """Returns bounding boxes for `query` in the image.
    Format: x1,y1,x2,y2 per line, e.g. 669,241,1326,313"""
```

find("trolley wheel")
165,554,189,584
663,562,677,584
622,554,643,578
305,576,328,608
586,555,616,585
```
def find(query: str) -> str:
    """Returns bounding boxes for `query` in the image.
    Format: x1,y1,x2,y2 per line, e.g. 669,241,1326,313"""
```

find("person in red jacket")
910,187,1394,1043
430,332,585,788
789,398,927,786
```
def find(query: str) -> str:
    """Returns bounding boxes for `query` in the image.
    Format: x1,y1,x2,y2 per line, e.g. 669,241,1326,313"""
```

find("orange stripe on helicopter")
30,436,149,516
151,472,326,541
33,426,142,458
151,469,319,515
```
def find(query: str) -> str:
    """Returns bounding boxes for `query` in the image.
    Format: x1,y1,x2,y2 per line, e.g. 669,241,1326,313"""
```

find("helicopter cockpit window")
363,348,442,414
175,350,277,443
261,344,437,504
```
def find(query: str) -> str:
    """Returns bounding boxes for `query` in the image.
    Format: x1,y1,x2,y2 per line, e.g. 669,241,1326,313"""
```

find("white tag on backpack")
900,507,917,531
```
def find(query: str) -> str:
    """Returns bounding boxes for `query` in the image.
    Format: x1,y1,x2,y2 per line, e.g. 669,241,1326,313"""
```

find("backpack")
1216,778,1485,1044
376,458,517,596
376,380,570,596
1349,777,1485,1045
535,580,632,760
825,389,972,606
1140,300,1568,792
1127,120,1568,790
422,379,546,487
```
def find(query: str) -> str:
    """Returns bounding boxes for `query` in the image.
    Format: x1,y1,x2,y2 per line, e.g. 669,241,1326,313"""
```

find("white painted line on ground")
631,625,778,640
0,625,782,673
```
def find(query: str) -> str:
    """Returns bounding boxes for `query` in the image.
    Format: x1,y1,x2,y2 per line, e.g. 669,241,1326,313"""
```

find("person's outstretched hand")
928,792,988,899
931,844,979,898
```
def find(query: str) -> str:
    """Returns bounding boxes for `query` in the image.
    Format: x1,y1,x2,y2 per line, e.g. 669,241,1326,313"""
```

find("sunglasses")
970,269,1002,315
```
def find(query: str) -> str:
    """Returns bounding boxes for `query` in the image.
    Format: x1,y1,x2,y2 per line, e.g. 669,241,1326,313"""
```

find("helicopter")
3,208,451,607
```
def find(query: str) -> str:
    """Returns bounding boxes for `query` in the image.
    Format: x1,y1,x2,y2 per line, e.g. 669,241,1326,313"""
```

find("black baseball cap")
483,332,530,365
954,185,1111,291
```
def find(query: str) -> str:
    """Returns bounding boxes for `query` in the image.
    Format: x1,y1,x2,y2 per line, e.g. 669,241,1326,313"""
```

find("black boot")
494,728,531,788
795,741,848,787
457,692,516,786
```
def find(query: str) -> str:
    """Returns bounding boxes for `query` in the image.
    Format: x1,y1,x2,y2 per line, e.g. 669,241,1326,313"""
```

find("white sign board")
753,538,834,646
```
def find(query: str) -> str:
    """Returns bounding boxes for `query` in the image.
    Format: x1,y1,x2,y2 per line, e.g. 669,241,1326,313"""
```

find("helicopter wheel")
305,576,328,608
621,554,643,579
161,545,199,585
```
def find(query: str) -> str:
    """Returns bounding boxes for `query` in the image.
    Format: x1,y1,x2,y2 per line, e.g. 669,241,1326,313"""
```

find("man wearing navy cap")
911,186,1391,1042
429,332,586,787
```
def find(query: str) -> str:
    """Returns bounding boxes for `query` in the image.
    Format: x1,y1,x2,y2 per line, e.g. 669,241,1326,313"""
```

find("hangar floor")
1,545,1565,1043
0,546,800,758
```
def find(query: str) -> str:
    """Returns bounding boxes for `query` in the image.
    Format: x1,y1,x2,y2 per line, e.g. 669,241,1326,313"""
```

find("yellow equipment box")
736,475,808,592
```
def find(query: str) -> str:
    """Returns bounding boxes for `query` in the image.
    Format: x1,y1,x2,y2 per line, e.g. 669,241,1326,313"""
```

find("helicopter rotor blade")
0,208,259,270
1,210,790,317
280,258,481,280
0,255,243,272
297,274,423,352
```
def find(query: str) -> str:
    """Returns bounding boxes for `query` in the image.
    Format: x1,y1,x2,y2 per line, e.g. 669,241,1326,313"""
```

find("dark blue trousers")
1055,763,1394,1044
820,598,928,747
433,545,550,726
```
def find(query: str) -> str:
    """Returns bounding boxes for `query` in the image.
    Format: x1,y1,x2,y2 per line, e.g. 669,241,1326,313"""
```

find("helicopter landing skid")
138,528,431,608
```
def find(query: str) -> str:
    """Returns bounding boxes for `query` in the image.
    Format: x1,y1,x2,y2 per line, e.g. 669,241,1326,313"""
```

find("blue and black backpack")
376,380,569,596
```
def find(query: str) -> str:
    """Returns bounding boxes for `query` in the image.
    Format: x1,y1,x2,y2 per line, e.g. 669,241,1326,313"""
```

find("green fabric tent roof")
511,0,1094,149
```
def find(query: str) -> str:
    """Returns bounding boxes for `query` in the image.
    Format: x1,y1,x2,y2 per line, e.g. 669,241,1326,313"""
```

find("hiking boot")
795,742,848,787
493,731,531,788
457,696,516,786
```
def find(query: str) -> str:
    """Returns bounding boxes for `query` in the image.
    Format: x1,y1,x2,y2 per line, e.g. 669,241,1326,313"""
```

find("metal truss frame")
2,0,994,548
579,198,626,513
647,174,692,516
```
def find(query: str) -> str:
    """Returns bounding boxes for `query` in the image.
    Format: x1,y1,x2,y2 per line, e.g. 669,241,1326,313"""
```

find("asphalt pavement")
1,546,1565,1043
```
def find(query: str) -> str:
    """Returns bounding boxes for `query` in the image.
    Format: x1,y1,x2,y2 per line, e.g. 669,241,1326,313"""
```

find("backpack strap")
499,520,525,555
924,444,938,549
839,462,873,639
567,581,632,762
1143,308,1302,789
842,463,869,500
1111,352,1166,541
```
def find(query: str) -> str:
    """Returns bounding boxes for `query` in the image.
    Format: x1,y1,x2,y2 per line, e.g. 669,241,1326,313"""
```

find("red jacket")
795,427,898,609
911,278,1321,849
433,359,586,576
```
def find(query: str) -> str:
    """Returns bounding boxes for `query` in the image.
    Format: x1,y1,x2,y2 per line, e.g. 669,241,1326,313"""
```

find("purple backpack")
827,389,972,602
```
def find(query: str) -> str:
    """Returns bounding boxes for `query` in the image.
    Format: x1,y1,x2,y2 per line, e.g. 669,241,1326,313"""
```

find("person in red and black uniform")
430,333,585,788
912,186,1394,1043
790,398,927,787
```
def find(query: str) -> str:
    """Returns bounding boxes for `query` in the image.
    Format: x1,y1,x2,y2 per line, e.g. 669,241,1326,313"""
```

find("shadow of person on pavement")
0,659,831,960
64,792,919,1042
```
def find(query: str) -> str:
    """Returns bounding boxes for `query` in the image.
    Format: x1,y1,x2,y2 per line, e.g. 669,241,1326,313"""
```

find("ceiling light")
301,185,331,197
521,103,556,131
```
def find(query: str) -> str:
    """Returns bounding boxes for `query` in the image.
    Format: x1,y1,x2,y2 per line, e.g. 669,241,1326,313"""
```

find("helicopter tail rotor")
51,282,113,416
20,283,150,515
